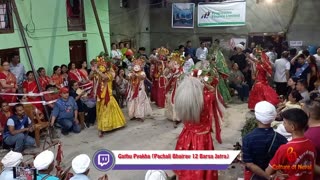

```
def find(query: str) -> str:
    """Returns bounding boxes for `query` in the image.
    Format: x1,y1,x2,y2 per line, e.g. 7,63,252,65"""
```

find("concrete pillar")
137,0,150,53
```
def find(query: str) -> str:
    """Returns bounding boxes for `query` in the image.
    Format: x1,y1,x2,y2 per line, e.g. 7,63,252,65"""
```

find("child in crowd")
273,90,302,125
296,79,310,103
266,108,316,180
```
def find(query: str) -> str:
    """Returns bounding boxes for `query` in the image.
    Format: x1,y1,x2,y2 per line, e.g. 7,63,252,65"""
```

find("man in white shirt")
183,53,194,75
195,42,208,62
274,51,290,96
266,45,277,65
314,47,320,70
9,54,26,93
111,43,122,67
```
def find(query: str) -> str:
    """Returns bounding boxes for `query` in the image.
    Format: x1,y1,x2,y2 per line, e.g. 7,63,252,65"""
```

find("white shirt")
300,90,310,103
196,47,208,61
111,49,122,59
0,168,15,180
266,51,277,64
314,54,320,70
274,58,290,82
9,63,25,86
183,58,194,74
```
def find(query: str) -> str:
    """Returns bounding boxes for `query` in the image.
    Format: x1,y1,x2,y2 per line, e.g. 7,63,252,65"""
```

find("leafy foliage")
241,116,258,138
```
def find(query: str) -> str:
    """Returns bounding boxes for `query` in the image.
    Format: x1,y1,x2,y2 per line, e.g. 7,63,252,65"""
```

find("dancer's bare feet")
99,131,104,138
136,118,144,122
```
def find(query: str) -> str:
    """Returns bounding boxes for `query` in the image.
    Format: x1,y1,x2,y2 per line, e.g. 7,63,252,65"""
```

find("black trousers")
275,82,288,96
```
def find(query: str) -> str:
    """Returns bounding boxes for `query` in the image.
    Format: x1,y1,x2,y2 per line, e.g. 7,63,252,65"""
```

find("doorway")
248,33,286,59
69,40,87,68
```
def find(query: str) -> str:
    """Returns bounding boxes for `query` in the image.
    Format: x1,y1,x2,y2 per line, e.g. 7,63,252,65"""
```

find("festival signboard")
198,1,246,27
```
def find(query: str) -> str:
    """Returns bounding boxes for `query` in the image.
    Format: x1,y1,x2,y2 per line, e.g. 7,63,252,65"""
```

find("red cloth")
97,81,110,105
269,137,316,180
22,80,44,112
0,72,17,103
248,59,279,110
51,74,64,88
165,76,178,103
0,111,11,141
39,76,51,91
304,127,320,180
69,70,93,90
174,89,218,180
151,80,158,102
156,77,166,108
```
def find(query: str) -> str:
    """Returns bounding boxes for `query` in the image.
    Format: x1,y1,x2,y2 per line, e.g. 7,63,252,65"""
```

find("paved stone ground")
0,99,248,180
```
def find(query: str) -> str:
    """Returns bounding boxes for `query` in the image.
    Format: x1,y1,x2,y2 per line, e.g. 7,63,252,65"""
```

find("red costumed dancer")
174,76,218,180
151,47,169,108
248,49,279,110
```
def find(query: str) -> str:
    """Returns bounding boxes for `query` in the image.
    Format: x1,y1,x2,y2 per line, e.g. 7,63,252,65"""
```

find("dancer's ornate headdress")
132,57,145,72
95,52,112,73
156,47,169,60
168,52,185,66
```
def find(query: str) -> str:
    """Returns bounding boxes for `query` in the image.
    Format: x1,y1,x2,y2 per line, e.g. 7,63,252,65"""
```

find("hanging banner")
198,1,246,27
172,3,195,28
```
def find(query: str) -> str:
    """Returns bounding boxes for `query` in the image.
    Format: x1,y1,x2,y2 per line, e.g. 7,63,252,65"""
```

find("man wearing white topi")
33,150,59,180
70,154,91,180
0,151,23,180
145,170,168,180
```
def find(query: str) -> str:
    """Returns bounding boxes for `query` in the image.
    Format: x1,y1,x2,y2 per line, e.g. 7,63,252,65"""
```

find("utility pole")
11,0,53,148
90,0,109,55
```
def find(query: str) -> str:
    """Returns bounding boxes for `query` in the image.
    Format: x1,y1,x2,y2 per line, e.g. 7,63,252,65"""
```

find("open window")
0,0,14,34
66,0,85,31
0,48,19,64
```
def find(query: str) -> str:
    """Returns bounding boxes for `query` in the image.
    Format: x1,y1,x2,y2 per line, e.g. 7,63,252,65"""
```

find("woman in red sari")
0,61,17,103
37,67,53,91
174,77,218,180
68,62,92,90
22,71,43,112
0,101,13,142
247,49,279,110
51,66,64,89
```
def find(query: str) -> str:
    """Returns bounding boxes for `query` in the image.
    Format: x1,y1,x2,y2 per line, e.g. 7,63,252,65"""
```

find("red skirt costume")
174,88,218,180
151,63,158,103
0,72,17,103
156,75,166,108
248,53,279,110
152,60,166,108
22,80,44,112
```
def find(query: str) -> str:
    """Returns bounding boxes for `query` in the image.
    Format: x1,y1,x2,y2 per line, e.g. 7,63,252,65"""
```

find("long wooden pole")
11,0,53,149
90,0,108,55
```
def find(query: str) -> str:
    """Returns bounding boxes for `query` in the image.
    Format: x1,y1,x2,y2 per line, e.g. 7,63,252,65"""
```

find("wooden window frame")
66,0,86,31
0,0,14,34
0,48,19,64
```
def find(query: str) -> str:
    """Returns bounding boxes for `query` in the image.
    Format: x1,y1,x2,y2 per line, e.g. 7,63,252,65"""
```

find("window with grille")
0,0,14,34
66,0,85,31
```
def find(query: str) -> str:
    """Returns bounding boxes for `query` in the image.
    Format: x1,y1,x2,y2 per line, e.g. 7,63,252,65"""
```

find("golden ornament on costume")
168,52,185,66
156,47,170,56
